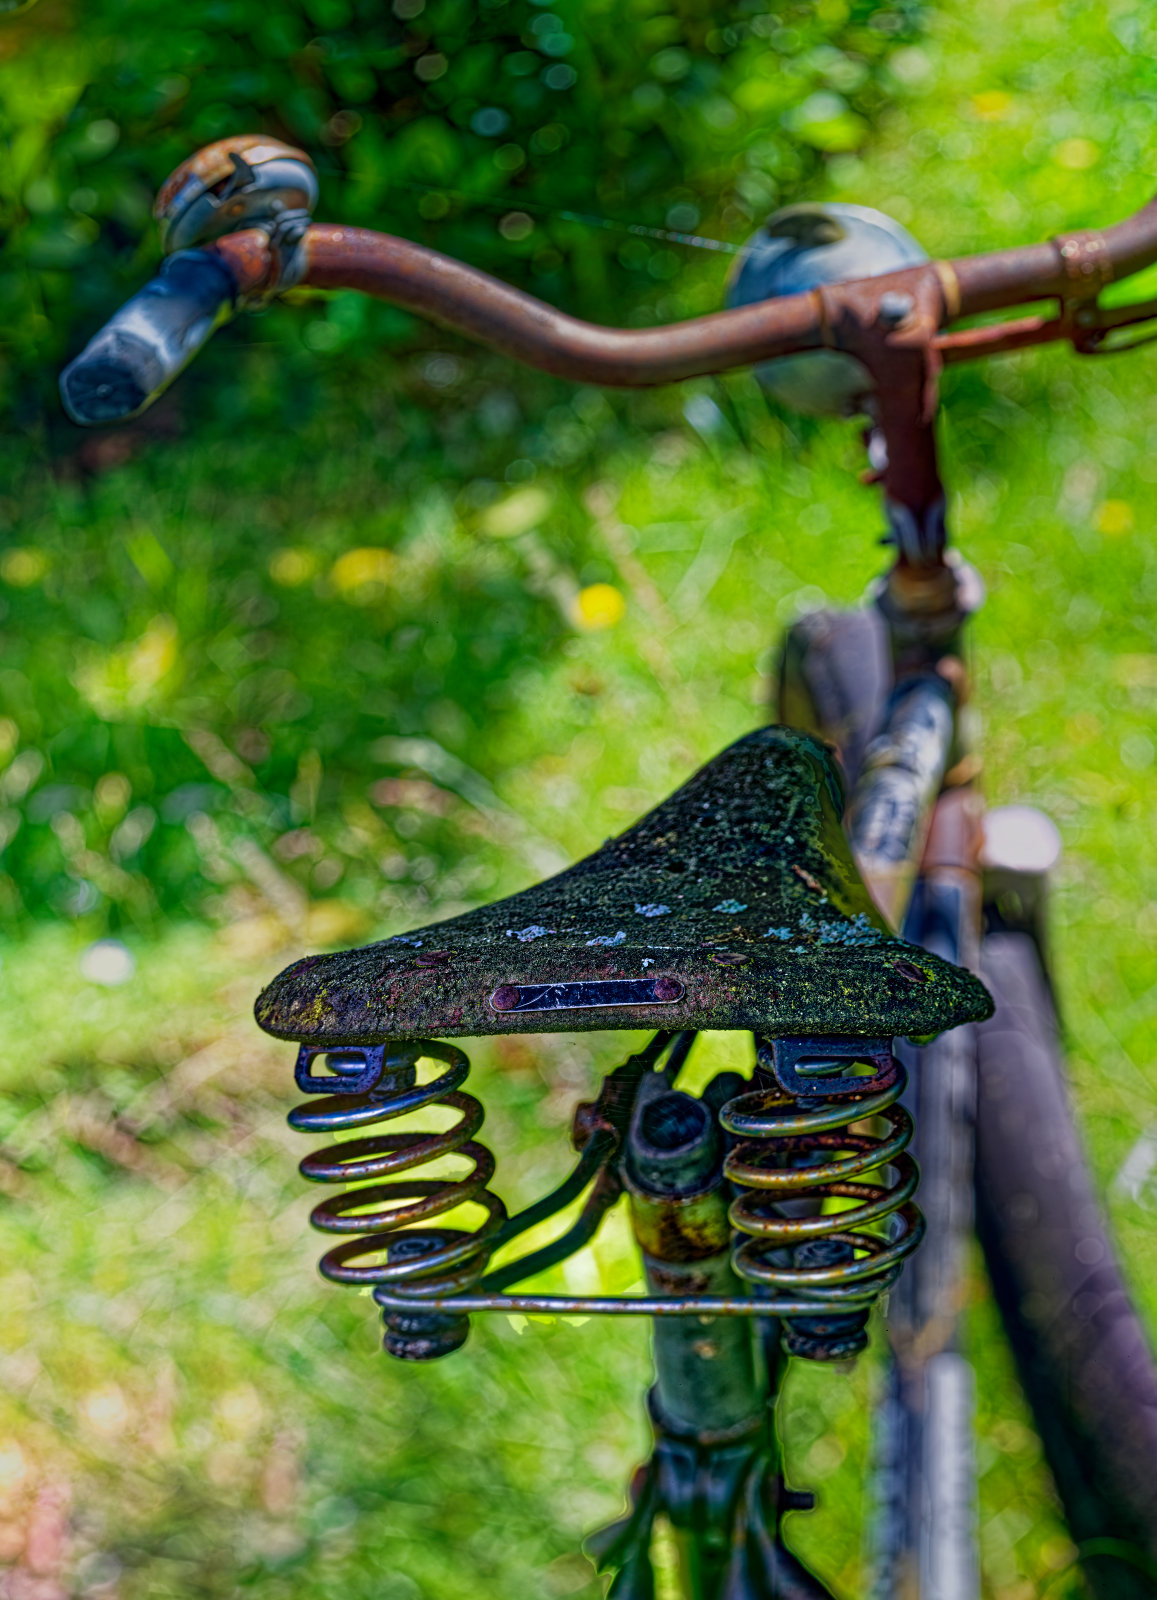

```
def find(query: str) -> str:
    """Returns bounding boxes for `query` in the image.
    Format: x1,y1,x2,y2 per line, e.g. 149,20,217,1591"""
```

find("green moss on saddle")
255,727,993,1043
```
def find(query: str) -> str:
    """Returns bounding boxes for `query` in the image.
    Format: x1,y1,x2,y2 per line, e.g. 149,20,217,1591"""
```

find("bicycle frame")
58,135,1157,1598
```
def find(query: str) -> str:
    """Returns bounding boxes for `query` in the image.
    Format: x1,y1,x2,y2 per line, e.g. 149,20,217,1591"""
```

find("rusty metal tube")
293,190,1157,384
299,224,826,386
625,1079,764,1435
951,193,1157,315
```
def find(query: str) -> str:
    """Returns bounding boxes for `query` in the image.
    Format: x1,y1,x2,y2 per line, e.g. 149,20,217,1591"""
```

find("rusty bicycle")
60,134,1157,1599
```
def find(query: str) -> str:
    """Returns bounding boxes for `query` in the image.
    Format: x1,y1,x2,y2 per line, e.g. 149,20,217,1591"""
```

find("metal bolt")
652,977,683,1002
491,985,519,1011
877,290,915,328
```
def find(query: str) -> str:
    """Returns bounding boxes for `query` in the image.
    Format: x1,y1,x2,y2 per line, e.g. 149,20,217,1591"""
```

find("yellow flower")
574,583,625,631
971,90,1012,121
1096,499,1134,536
330,547,395,598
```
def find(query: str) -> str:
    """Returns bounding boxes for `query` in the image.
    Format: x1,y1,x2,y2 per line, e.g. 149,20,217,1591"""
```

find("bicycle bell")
727,202,928,417
154,134,319,255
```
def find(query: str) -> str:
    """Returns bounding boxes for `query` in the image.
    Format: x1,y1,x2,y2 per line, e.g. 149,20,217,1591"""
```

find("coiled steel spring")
721,1048,923,1361
288,1039,507,1359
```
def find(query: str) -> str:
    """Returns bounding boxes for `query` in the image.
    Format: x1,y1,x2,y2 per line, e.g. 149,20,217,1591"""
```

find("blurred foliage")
0,0,922,406
0,0,926,920
0,380,887,932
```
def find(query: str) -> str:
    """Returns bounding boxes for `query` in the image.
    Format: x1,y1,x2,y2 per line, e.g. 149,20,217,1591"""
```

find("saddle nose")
255,726,992,1045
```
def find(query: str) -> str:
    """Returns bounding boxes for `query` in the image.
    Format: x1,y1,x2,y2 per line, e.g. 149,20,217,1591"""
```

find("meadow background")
1,0,1157,1595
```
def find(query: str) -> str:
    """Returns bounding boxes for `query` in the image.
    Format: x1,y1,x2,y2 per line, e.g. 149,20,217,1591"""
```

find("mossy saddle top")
256,727,992,1044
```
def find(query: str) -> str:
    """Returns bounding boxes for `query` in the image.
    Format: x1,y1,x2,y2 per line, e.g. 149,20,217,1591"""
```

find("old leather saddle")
255,727,991,1045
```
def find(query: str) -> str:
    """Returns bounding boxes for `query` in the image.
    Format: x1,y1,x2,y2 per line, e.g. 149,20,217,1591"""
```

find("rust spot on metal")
490,985,519,1012
628,1187,732,1263
1053,229,1114,294
211,229,277,297
646,1263,710,1295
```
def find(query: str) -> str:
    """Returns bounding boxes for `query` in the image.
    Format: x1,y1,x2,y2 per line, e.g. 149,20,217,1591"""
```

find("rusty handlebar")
58,136,1157,557
200,196,1157,385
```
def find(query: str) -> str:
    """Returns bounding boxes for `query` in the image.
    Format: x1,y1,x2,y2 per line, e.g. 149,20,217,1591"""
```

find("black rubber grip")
59,250,237,426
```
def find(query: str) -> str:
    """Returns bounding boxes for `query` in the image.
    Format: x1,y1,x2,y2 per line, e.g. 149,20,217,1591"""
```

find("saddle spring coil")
288,1040,507,1360
721,1043,923,1360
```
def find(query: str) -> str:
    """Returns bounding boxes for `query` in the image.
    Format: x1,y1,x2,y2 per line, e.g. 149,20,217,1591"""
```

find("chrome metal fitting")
726,202,928,417
980,804,1062,937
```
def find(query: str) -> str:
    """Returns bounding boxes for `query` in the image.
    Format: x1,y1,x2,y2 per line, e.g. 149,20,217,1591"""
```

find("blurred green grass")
3,0,1157,1596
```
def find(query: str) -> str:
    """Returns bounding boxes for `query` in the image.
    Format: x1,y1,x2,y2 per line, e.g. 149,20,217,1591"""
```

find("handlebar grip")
59,249,237,426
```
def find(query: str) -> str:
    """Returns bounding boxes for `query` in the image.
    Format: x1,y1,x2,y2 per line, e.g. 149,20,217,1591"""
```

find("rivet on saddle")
255,727,992,1044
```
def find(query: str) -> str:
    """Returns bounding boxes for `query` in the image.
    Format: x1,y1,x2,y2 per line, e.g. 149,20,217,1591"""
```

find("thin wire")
334,167,756,258
549,205,752,257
